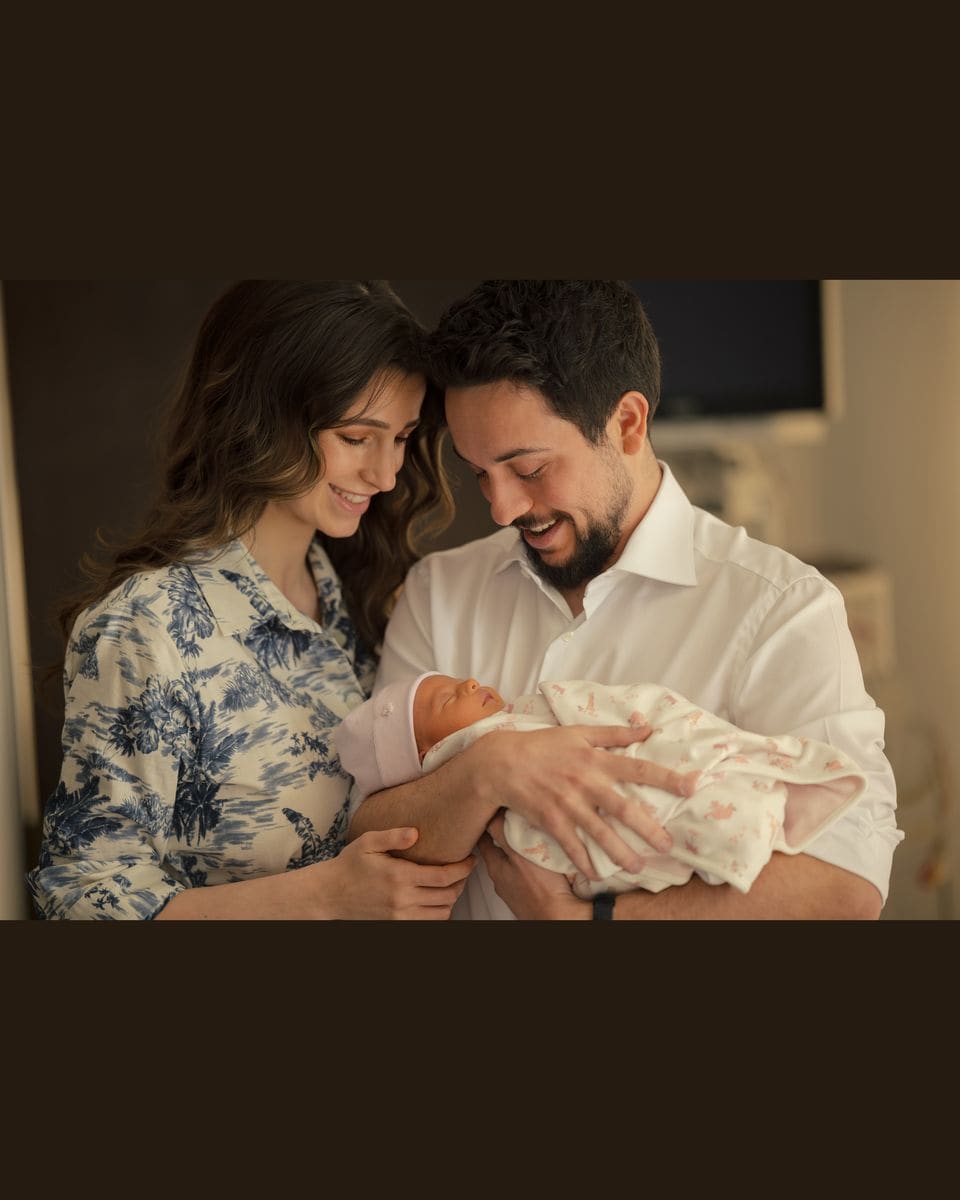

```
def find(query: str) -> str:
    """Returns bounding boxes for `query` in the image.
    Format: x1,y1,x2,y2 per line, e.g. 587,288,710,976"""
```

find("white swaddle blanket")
422,679,868,897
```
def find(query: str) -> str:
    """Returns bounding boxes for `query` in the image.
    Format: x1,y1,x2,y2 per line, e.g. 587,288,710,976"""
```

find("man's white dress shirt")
376,463,903,919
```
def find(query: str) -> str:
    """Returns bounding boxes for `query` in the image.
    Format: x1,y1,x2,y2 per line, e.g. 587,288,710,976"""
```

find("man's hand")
477,723,698,881
478,813,591,920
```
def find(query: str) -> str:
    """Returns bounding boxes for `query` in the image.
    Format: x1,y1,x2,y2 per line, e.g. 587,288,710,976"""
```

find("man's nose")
487,476,531,527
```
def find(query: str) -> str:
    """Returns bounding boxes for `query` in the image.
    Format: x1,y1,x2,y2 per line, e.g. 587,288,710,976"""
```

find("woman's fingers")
393,857,474,918
397,856,475,889
413,882,469,908
355,826,420,854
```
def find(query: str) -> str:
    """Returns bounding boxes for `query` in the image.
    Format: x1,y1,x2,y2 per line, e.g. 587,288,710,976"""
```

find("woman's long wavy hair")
58,280,453,657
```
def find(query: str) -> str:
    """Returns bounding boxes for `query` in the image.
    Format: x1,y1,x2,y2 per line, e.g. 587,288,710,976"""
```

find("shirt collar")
187,538,334,636
494,460,698,588
610,461,698,586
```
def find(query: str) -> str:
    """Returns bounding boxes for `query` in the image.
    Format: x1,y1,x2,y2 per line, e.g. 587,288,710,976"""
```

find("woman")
27,280,475,919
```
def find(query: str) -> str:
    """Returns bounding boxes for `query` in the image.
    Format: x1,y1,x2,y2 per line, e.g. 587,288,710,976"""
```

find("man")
350,280,902,919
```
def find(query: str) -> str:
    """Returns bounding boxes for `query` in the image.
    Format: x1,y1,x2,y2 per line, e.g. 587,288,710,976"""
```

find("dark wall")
3,279,494,829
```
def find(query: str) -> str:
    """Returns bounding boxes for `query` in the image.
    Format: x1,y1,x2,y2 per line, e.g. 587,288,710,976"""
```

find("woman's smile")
329,483,373,513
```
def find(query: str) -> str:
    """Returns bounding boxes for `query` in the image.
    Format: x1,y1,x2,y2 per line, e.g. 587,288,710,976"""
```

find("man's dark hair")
427,280,662,442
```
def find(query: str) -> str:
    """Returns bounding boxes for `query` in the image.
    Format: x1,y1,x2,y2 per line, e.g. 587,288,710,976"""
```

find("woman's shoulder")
68,562,209,649
64,559,226,688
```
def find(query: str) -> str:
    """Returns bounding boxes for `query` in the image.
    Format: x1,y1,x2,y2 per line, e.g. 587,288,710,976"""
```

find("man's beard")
518,462,632,592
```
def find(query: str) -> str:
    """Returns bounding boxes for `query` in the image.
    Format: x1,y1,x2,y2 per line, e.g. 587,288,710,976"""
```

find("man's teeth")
527,520,557,534
332,485,368,504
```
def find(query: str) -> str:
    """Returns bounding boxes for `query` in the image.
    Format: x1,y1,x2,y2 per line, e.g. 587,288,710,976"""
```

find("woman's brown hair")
58,280,453,656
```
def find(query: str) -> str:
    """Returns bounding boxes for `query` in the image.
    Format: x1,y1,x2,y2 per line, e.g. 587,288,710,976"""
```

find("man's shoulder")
690,506,828,594
409,527,519,578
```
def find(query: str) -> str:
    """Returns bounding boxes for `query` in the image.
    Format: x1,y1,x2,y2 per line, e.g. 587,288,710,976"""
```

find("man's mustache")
512,513,566,531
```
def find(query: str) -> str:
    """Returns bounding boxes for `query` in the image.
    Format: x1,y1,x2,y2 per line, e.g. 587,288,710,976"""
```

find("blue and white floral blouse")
27,539,377,920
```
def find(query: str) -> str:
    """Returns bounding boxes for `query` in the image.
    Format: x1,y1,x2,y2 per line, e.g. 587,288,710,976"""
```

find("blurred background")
1,279,956,920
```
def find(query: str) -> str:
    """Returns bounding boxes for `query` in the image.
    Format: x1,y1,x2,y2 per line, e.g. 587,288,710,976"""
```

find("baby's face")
413,675,506,755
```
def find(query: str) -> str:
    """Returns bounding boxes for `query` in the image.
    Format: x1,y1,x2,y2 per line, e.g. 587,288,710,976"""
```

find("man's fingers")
580,723,653,747
477,831,507,871
578,727,701,797
613,757,700,798
535,824,600,881
491,811,600,881
486,812,507,842
575,807,664,871
554,836,601,881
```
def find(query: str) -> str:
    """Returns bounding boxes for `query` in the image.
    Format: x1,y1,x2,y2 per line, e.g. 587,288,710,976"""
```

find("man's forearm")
347,753,499,865
608,853,883,920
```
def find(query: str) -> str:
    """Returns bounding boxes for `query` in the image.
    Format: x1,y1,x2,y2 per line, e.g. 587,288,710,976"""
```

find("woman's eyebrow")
335,416,420,430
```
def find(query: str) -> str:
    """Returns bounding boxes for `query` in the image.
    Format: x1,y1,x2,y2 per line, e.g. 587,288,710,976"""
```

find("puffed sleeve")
27,599,196,920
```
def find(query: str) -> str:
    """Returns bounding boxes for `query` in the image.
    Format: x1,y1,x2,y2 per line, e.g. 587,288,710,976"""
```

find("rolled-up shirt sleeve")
732,575,903,903
27,608,193,920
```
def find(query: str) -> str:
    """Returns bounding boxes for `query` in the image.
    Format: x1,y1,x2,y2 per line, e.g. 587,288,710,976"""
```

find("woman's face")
285,369,426,539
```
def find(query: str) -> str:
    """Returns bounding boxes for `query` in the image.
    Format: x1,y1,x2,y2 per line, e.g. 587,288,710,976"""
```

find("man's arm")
610,855,883,919
349,722,694,876
478,815,883,920
348,746,500,865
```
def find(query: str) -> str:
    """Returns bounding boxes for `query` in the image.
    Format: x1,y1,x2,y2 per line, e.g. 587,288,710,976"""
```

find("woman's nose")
360,446,398,492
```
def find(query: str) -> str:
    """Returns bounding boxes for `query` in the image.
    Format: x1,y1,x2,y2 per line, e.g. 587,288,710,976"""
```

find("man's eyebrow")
450,444,549,465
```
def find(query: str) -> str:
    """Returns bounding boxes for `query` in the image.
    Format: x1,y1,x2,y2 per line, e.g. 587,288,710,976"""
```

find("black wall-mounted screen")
628,281,823,421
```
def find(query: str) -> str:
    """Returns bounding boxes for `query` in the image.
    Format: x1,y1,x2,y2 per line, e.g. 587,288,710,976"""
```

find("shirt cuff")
800,805,905,906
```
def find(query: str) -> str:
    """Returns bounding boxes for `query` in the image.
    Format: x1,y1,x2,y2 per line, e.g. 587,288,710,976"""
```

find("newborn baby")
336,673,868,897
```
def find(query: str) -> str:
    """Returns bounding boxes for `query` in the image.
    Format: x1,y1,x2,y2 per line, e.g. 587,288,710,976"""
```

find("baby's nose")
462,678,479,693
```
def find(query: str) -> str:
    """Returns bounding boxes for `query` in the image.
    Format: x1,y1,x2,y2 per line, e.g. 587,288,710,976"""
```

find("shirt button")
562,632,574,643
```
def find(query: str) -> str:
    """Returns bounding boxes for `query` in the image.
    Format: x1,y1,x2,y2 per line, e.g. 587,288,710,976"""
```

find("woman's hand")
471,724,698,882
319,827,475,920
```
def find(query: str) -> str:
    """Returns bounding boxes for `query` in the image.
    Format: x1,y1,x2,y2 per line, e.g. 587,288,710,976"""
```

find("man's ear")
614,391,650,454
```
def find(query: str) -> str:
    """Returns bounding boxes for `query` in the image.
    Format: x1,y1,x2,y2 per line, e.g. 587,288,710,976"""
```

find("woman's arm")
28,605,201,920
155,827,475,920
30,599,474,921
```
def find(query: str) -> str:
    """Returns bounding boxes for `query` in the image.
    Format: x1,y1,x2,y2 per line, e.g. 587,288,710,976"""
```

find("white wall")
773,280,960,912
